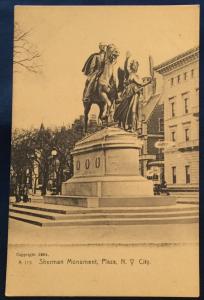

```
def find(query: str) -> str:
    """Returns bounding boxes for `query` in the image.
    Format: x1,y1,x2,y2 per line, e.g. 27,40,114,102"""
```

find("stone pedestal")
62,127,153,200
44,127,177,207
45,127,159,207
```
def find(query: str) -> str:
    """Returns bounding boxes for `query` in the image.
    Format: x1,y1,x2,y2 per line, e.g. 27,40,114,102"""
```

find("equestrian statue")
82,43,119,133
82,44,155,134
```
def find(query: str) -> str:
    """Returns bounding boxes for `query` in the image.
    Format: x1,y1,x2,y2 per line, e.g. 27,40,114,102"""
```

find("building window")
153,174,159,180
184,97,189,114
182,92,190,114
170,78,174,87
140,161,144,176
191,69,194,78
159,118,164,132
172,167,176,184
177,75,180,83
185,165,190,184
171,102,175,117
140,145,144,155
185,128,190,141
184,72,187,80
171,131,176,142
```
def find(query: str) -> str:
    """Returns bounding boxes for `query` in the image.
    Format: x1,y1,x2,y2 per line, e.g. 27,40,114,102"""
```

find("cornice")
154,46,199,75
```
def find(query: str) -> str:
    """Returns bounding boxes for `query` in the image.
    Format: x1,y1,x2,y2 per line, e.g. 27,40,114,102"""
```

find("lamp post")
55,158,60,194
26,168,30,187
10,167,16,196
51,149,58,194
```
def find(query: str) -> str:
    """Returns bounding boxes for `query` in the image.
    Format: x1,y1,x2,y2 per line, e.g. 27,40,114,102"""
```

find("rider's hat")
99,43,107,50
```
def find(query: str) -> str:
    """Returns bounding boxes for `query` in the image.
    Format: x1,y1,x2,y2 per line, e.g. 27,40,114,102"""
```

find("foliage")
10,119,85,196
11,128,36,183
13,22,42,74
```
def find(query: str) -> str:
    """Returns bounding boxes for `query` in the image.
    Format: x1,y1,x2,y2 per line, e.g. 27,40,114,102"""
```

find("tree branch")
13,22,42,74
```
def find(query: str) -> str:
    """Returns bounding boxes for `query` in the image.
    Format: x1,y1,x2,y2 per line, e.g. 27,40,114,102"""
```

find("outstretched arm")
124,51,131,79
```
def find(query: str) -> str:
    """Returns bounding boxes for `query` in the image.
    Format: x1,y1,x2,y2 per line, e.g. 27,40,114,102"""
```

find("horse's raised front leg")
98,104,104,126
98,102,108,128
101,95,111,120
98,84,111,120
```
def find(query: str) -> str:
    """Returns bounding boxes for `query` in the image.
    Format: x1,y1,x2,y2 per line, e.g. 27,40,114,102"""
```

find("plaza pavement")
8,191,199,246
7,210,199,296
8,218,198,246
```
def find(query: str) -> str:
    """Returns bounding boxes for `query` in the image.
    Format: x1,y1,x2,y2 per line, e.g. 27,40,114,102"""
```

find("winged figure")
114,53,155,133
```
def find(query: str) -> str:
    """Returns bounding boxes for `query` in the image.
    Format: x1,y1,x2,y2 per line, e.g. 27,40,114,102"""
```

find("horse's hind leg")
84,102,91,133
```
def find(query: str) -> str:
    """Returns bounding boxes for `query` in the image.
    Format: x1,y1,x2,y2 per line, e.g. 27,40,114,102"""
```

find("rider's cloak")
82,52,101,76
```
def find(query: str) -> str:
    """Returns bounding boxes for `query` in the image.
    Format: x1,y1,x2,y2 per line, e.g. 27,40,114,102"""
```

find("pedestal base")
62,175,154,198
45,128,172,208
44,195,176,208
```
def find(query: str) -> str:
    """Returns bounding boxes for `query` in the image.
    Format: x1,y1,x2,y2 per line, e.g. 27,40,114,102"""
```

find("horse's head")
106,44,120,63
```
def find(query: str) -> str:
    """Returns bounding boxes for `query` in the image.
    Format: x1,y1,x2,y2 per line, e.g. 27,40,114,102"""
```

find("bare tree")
13,22,42,73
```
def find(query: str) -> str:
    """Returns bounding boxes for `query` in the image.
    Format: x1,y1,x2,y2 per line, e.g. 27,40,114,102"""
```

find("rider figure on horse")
82,43,107,103
82,43,119,132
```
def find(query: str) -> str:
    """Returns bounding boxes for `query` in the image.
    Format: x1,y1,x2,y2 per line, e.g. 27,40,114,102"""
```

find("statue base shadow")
44,127,176,208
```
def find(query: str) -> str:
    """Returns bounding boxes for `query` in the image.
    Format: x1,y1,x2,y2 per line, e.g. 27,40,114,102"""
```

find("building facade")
139,93,164,183
155,47,199,192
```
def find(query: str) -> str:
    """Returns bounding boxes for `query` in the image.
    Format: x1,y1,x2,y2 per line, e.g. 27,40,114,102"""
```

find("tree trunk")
41,164,49,196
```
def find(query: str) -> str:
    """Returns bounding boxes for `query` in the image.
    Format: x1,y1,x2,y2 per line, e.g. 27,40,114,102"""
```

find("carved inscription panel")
74,150,104,177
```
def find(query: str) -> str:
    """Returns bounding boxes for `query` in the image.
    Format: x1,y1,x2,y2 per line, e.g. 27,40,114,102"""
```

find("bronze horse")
83,45,119,133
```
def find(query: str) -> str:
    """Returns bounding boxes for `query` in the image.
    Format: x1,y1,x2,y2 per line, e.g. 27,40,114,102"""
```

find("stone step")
11,203,199,215
12,203,68,214
10,212,46,226
175,194,199,197
177,200,199,205
31,198,44,203
10,207,64,220
9,212,199,227
9,206,199,221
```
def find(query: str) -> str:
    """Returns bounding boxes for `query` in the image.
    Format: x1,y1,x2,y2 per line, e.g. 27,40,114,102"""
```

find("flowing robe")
113,80,143,130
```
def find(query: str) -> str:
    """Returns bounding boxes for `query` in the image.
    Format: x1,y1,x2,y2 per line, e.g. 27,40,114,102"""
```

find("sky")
12,5,199,129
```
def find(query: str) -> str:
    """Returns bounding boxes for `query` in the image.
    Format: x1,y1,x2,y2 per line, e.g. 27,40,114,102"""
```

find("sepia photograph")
6,5,199,296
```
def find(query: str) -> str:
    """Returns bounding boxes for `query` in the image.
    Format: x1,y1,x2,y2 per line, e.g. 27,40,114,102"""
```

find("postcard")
6,5,199,296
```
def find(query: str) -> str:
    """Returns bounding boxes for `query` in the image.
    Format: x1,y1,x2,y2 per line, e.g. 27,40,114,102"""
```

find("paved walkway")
8,218,198,246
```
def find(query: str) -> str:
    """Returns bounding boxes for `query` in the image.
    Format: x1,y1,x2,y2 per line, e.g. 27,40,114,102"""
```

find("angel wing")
149,55,156,94
149,55,154,79
117,67,125,93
